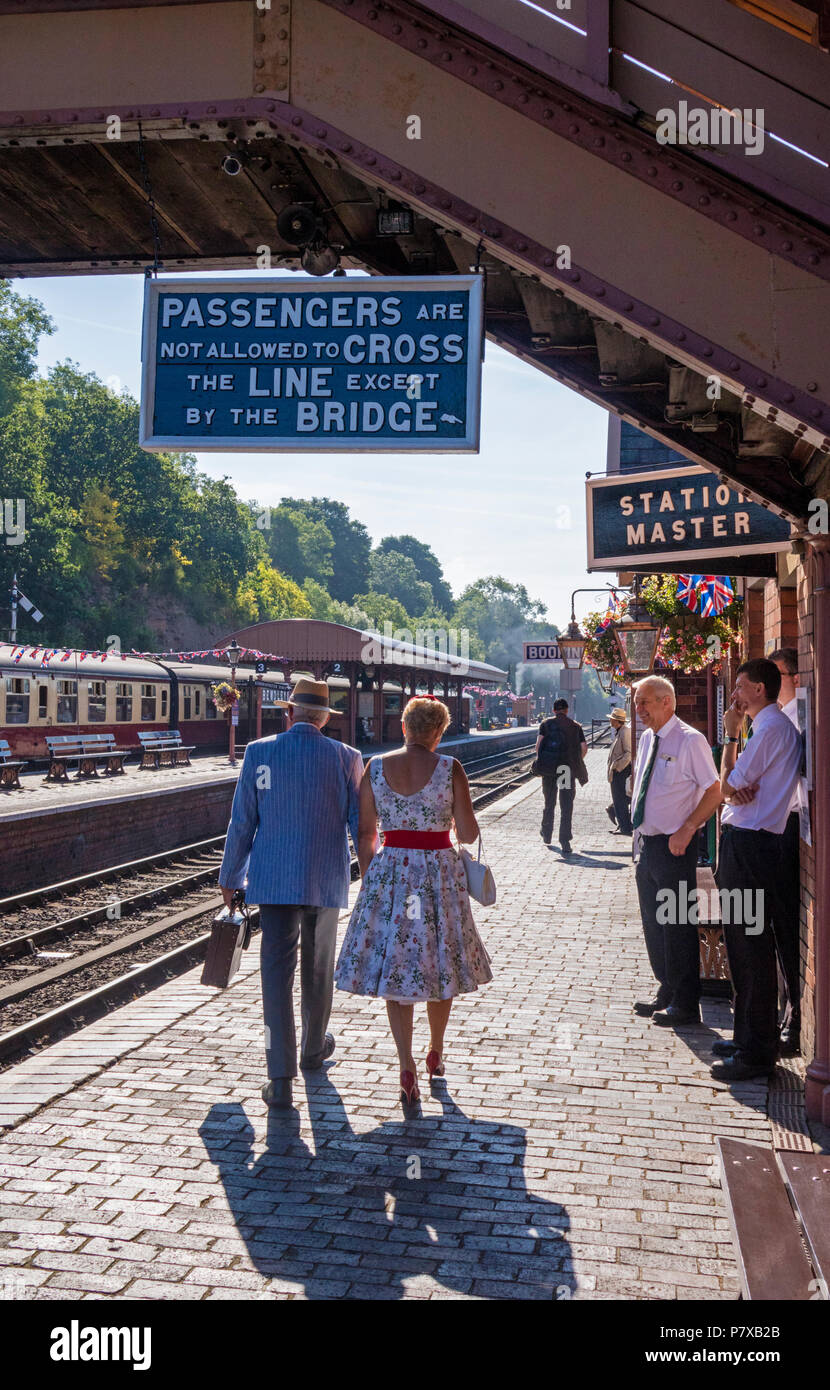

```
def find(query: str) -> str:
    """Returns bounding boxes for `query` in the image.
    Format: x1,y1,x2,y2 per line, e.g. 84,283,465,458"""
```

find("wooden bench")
137,730,195,769
717,1137,829,1300
45,733,130,782
0,738,27,790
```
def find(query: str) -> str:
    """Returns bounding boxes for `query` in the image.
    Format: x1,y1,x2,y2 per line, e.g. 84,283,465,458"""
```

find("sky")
24,269,611,630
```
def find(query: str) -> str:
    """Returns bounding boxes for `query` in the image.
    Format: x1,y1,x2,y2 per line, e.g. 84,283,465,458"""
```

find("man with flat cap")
220,676,363,1110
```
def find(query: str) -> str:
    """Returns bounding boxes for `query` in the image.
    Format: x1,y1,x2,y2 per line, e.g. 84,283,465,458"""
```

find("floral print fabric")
334,754,493,1002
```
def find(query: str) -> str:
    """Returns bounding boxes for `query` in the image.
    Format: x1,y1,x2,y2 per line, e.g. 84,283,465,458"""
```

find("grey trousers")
259,904,341,1079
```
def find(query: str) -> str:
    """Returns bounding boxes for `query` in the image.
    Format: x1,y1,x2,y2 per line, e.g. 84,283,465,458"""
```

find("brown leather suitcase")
201,893,252,988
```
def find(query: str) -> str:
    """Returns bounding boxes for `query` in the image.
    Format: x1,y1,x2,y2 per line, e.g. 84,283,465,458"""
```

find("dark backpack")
537,721,568,775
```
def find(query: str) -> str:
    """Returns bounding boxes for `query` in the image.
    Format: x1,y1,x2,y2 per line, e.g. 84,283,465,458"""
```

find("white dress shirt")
780,695,805,815
721,701,802,835
631,713,719,837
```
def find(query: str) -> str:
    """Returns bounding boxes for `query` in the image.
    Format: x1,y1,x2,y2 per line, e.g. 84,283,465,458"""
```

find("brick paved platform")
0,751,787,1301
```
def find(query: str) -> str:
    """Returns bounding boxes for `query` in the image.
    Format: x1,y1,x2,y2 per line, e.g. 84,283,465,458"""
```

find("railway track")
0,740,540,1068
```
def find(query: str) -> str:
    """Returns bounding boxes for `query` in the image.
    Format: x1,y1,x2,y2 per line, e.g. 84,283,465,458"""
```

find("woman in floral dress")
335,696,492,1103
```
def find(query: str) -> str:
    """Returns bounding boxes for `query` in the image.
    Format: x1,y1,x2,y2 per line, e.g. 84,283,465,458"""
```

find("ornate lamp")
559,620,587,671
595,667,614,693
611,588,662,676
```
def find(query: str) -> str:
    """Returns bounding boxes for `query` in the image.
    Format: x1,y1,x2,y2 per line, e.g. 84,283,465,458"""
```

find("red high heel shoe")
426,1050,445,1079
400,1070,420,1103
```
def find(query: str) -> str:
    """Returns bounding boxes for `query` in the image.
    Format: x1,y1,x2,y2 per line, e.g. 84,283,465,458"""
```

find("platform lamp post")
563,588,617,720
227,639,241,766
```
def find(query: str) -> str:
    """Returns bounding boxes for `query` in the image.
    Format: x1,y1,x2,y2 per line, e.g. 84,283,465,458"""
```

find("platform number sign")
255,660,267,676
523,642,562,662
140,275,484,453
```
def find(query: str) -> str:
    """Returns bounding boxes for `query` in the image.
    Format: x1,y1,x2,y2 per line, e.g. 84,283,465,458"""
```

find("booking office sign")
140,276,484,452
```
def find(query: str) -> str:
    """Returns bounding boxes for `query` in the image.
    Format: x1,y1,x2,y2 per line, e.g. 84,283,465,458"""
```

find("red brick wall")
672,671,709,736
2,783,237,895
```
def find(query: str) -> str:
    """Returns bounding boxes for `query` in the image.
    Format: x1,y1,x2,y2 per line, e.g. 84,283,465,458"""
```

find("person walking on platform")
536,698,588,855
335,696,492,1105
711,658,803,1081
606,707,633,836
631,676,721,1029
219,677,363,1111
770,647,804,1056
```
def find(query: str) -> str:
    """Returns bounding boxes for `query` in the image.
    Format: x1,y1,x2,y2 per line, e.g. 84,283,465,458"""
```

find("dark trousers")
541,775,574,846
772,811,801,1036
610,766,633,835
635,834,701,1012
717,826,782,1066
259,904,340,1079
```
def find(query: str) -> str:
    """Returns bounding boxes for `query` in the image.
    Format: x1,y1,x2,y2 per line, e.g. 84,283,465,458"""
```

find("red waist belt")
383,830,452,849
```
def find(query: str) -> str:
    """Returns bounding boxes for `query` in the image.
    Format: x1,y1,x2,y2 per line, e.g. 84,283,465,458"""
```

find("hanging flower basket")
211,681,242,714
640,575,743,674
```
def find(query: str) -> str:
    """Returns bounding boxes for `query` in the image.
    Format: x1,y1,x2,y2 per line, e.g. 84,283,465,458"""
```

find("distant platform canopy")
217,619,507,686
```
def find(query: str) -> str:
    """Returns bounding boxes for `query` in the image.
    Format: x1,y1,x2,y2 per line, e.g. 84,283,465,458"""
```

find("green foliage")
0,282,53,418
453,575,548,676
376,533,453,613
281,497,371,601
368,548,433,614
236,561,311,624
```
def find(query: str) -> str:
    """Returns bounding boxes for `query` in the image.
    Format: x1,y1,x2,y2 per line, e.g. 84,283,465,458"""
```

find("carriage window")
140,683,156,721
38,685,48,719
115,682,133,721
206,691,218,718
57,679,78,723
182,685,192,720
194,688,201,717
4,676,29,724
87,681,107,722
160,688,168,718
384,692,402,713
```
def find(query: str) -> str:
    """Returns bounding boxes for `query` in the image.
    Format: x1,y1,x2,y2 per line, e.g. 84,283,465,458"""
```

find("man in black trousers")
770,647,804,1055
713,658,802,1081
536,698,587,855
630,676,721,1028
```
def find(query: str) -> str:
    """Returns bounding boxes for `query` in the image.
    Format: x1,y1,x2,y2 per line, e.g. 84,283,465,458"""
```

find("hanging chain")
137,120,163,278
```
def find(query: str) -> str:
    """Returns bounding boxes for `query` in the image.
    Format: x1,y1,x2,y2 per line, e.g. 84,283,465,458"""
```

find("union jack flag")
699,576,734,617
676,575,704,612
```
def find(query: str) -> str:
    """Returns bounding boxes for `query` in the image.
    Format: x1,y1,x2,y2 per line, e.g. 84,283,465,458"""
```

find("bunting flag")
596,596,618,633
699,575,734,618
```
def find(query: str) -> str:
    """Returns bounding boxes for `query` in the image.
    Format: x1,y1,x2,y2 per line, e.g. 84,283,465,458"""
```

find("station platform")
1,749,820,1302
0,727,535,896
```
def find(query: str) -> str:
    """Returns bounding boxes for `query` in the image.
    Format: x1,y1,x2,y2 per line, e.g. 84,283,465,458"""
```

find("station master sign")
140,275,484,453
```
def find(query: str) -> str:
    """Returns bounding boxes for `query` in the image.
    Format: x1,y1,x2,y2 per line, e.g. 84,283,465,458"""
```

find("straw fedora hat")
609,707,627,724
278,675,336,714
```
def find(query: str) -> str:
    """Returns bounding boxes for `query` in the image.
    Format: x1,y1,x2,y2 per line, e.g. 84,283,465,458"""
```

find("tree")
236,561,312,624
283,497,370,600
377,533,453,613
0,281,53,418
351,591,412,631
369,548,433,614
264,504,334,587
302,579,370,630
454,575,549,681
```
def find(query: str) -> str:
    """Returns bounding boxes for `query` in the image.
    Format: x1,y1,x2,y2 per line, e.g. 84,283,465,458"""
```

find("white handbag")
458,834,497,906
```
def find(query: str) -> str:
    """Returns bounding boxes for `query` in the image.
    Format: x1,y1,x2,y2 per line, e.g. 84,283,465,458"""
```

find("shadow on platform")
199,1074,575,1301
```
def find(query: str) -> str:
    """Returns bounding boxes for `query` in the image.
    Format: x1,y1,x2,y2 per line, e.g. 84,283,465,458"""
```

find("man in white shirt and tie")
630,676,722,1028
770,647,804,1056
712,658,803,1082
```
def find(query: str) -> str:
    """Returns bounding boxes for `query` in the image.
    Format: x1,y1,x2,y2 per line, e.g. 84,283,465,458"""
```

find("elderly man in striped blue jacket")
219,677,363,1110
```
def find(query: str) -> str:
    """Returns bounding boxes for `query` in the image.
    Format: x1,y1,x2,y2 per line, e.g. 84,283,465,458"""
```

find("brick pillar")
805,536,830,1124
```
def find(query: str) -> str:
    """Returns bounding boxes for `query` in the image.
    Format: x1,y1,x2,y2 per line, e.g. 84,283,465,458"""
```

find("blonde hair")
402,696,450,743
633,675,676,709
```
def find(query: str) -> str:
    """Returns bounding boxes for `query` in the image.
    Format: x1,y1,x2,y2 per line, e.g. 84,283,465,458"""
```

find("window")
4,676,29,724
87,681,107,722
329,688,348,713
194,688,201,718
38,685,48,719
115,682,133,721
205,692,218,719
140,683,156,721
384,692,402,713
56,679,78,724
181,685,192,720
160,688,168,718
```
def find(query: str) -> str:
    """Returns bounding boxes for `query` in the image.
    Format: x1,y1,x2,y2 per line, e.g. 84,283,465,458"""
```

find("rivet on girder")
703,347,713,357
623,302,633,312
726,211,737,222
518,93,529,103
811,408,822,418
292,116,303,126
783,392,795,402
417,37,427,47
390,170,401,180
414,182,425,193
516,241,527,251
753,225,765,236
649,316,660,326
671,181,683,191
543,108,554,119
756,377,767,387
317,128,328,138
729,361,740,371
646,166,657,176
543,255,554,265
596,288,606,297
621,152,631,162
808,382,818,392
568,124,579,134
340,142,353,152
392,23,402,34
571,272,581,283
781,241,793,251
494,81,504,91
468,66,478,75
809,254,820,265
698,196,709,206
